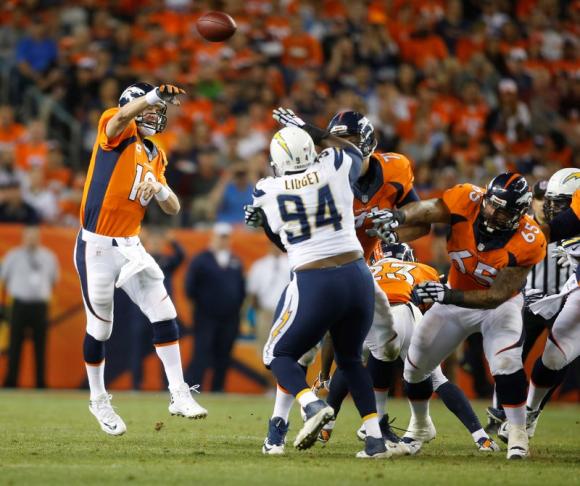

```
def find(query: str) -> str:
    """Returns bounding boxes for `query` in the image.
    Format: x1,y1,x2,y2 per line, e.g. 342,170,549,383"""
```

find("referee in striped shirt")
523,180,572,360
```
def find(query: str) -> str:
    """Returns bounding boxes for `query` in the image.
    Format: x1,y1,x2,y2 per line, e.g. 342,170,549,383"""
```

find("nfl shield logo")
477,243,484,251
362,195,368,203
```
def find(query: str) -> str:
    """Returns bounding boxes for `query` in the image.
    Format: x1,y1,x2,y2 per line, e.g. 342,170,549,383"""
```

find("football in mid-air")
196,11,237,42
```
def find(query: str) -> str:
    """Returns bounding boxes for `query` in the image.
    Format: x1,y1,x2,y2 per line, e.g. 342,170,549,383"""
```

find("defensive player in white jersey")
498,168,580,441
245,119,389,458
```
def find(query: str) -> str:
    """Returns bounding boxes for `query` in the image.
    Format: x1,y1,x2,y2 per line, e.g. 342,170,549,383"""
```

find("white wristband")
145,88,162,106
154,185,171,201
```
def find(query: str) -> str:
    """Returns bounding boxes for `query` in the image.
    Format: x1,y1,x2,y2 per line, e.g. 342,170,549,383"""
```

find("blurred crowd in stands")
0,0,578,229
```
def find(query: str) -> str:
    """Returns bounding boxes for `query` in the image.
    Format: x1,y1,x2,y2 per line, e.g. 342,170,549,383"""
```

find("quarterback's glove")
272,107,328,144
411,281,451,305
365,209,405,242
244,204,264,228
146,84,186,106
523,288,544,307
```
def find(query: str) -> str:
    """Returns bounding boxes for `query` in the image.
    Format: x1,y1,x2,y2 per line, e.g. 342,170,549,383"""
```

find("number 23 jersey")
253,147,363,270
80,107,168,237
442,184,546,291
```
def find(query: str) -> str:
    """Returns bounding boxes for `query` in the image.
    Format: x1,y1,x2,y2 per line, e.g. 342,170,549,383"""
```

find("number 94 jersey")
442,184,546,291
80,108,168,238
253,147,363,270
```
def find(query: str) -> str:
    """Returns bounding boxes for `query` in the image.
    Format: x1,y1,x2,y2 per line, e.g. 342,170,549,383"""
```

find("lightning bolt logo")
272,301,293,337
274,132,292,159
563,172,580,184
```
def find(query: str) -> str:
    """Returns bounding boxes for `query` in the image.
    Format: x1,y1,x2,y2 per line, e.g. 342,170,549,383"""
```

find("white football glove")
365,209,403,242
411,281,450,305
272,107,306,128
243,204,264,228
523,288,544,307
552,245,571,268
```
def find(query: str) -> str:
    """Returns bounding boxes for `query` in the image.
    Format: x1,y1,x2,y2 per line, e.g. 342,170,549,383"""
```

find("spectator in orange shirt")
281,15,323,83
15,120,50,171
0,105,25,151
452,80,489,141
400,14,448,70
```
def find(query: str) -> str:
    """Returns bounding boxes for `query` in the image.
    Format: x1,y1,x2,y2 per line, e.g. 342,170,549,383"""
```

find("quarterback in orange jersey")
369,172,546,460
320,243,500,455
325,111,430,261
75,82,207,437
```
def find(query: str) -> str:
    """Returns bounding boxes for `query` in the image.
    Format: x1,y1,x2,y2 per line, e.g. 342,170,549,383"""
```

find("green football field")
0,391,578,485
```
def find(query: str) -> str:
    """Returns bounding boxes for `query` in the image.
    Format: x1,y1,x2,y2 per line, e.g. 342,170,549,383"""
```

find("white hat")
213,222,233,236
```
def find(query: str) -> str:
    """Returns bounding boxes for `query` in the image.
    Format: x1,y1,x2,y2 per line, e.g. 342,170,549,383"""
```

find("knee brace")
494,369,527,407
152,319,180,345
367,354,397,390
541,336,569,371
531,358,568,388
404,376,433,401
83,333,105,364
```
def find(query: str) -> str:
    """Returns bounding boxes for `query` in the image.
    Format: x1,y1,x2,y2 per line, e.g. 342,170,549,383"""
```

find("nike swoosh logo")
102,422,117,430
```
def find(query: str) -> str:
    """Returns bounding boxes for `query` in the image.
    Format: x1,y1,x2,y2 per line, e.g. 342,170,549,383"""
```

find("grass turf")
0,391,578,485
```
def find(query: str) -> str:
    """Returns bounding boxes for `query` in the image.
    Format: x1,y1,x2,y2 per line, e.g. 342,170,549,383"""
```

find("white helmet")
543,168,580,220
270,126,317,176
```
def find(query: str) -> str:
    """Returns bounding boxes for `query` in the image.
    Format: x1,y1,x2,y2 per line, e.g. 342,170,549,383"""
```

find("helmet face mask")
543,195,571,221
479,173,531,234
118,83,167,135
542,168,580,222
327,111,377,157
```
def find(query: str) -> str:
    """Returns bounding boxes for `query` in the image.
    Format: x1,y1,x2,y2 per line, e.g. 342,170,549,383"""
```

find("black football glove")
411,281,452,306
244,204,264,228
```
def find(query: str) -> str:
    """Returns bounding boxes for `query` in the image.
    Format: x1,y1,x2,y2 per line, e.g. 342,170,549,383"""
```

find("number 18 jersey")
253,147,363,270
80,108,168,237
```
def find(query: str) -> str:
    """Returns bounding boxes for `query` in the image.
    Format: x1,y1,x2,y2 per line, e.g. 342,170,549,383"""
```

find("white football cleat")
168,383,208,419
89,393,127,436
402,415,436,443
294,400,334,450
476,436,501,452
507,424,529,460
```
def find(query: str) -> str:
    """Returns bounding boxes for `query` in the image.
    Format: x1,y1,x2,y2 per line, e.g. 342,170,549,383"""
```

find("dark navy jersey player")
244,108,390,459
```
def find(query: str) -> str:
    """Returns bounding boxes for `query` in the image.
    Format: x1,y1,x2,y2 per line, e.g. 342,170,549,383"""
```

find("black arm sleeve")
263,218,286,253
548,208,580,242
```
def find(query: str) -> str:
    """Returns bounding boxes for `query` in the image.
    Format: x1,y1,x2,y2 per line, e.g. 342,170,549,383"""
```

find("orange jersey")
80,108,167,237
573,189,580,219
353,152,415,261
371,258,440,304
442,184,546,291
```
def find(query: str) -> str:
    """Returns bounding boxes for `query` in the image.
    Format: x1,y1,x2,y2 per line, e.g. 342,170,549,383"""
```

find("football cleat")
476,436,501,452
497,420,509,443
168,383,208,419
507,424,529,460
355,436,392,459
400,437,423,455
402,415,436,444
293,400,334,451
380,415,409,456
89,393,127,436
262,417,289,455
485,406,506,435
318,419,335,445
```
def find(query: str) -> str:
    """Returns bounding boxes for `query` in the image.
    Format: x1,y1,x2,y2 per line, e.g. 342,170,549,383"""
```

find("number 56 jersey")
253,147,364,270
80,108,168,238
442,184,546,291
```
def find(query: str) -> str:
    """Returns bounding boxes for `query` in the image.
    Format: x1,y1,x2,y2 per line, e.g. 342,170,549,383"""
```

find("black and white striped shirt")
526,241,571,296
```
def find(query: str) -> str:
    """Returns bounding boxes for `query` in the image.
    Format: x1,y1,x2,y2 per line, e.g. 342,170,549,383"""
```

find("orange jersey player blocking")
325,111,430,262
369,173,546,460
320,243,500,455
75,82,207,436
